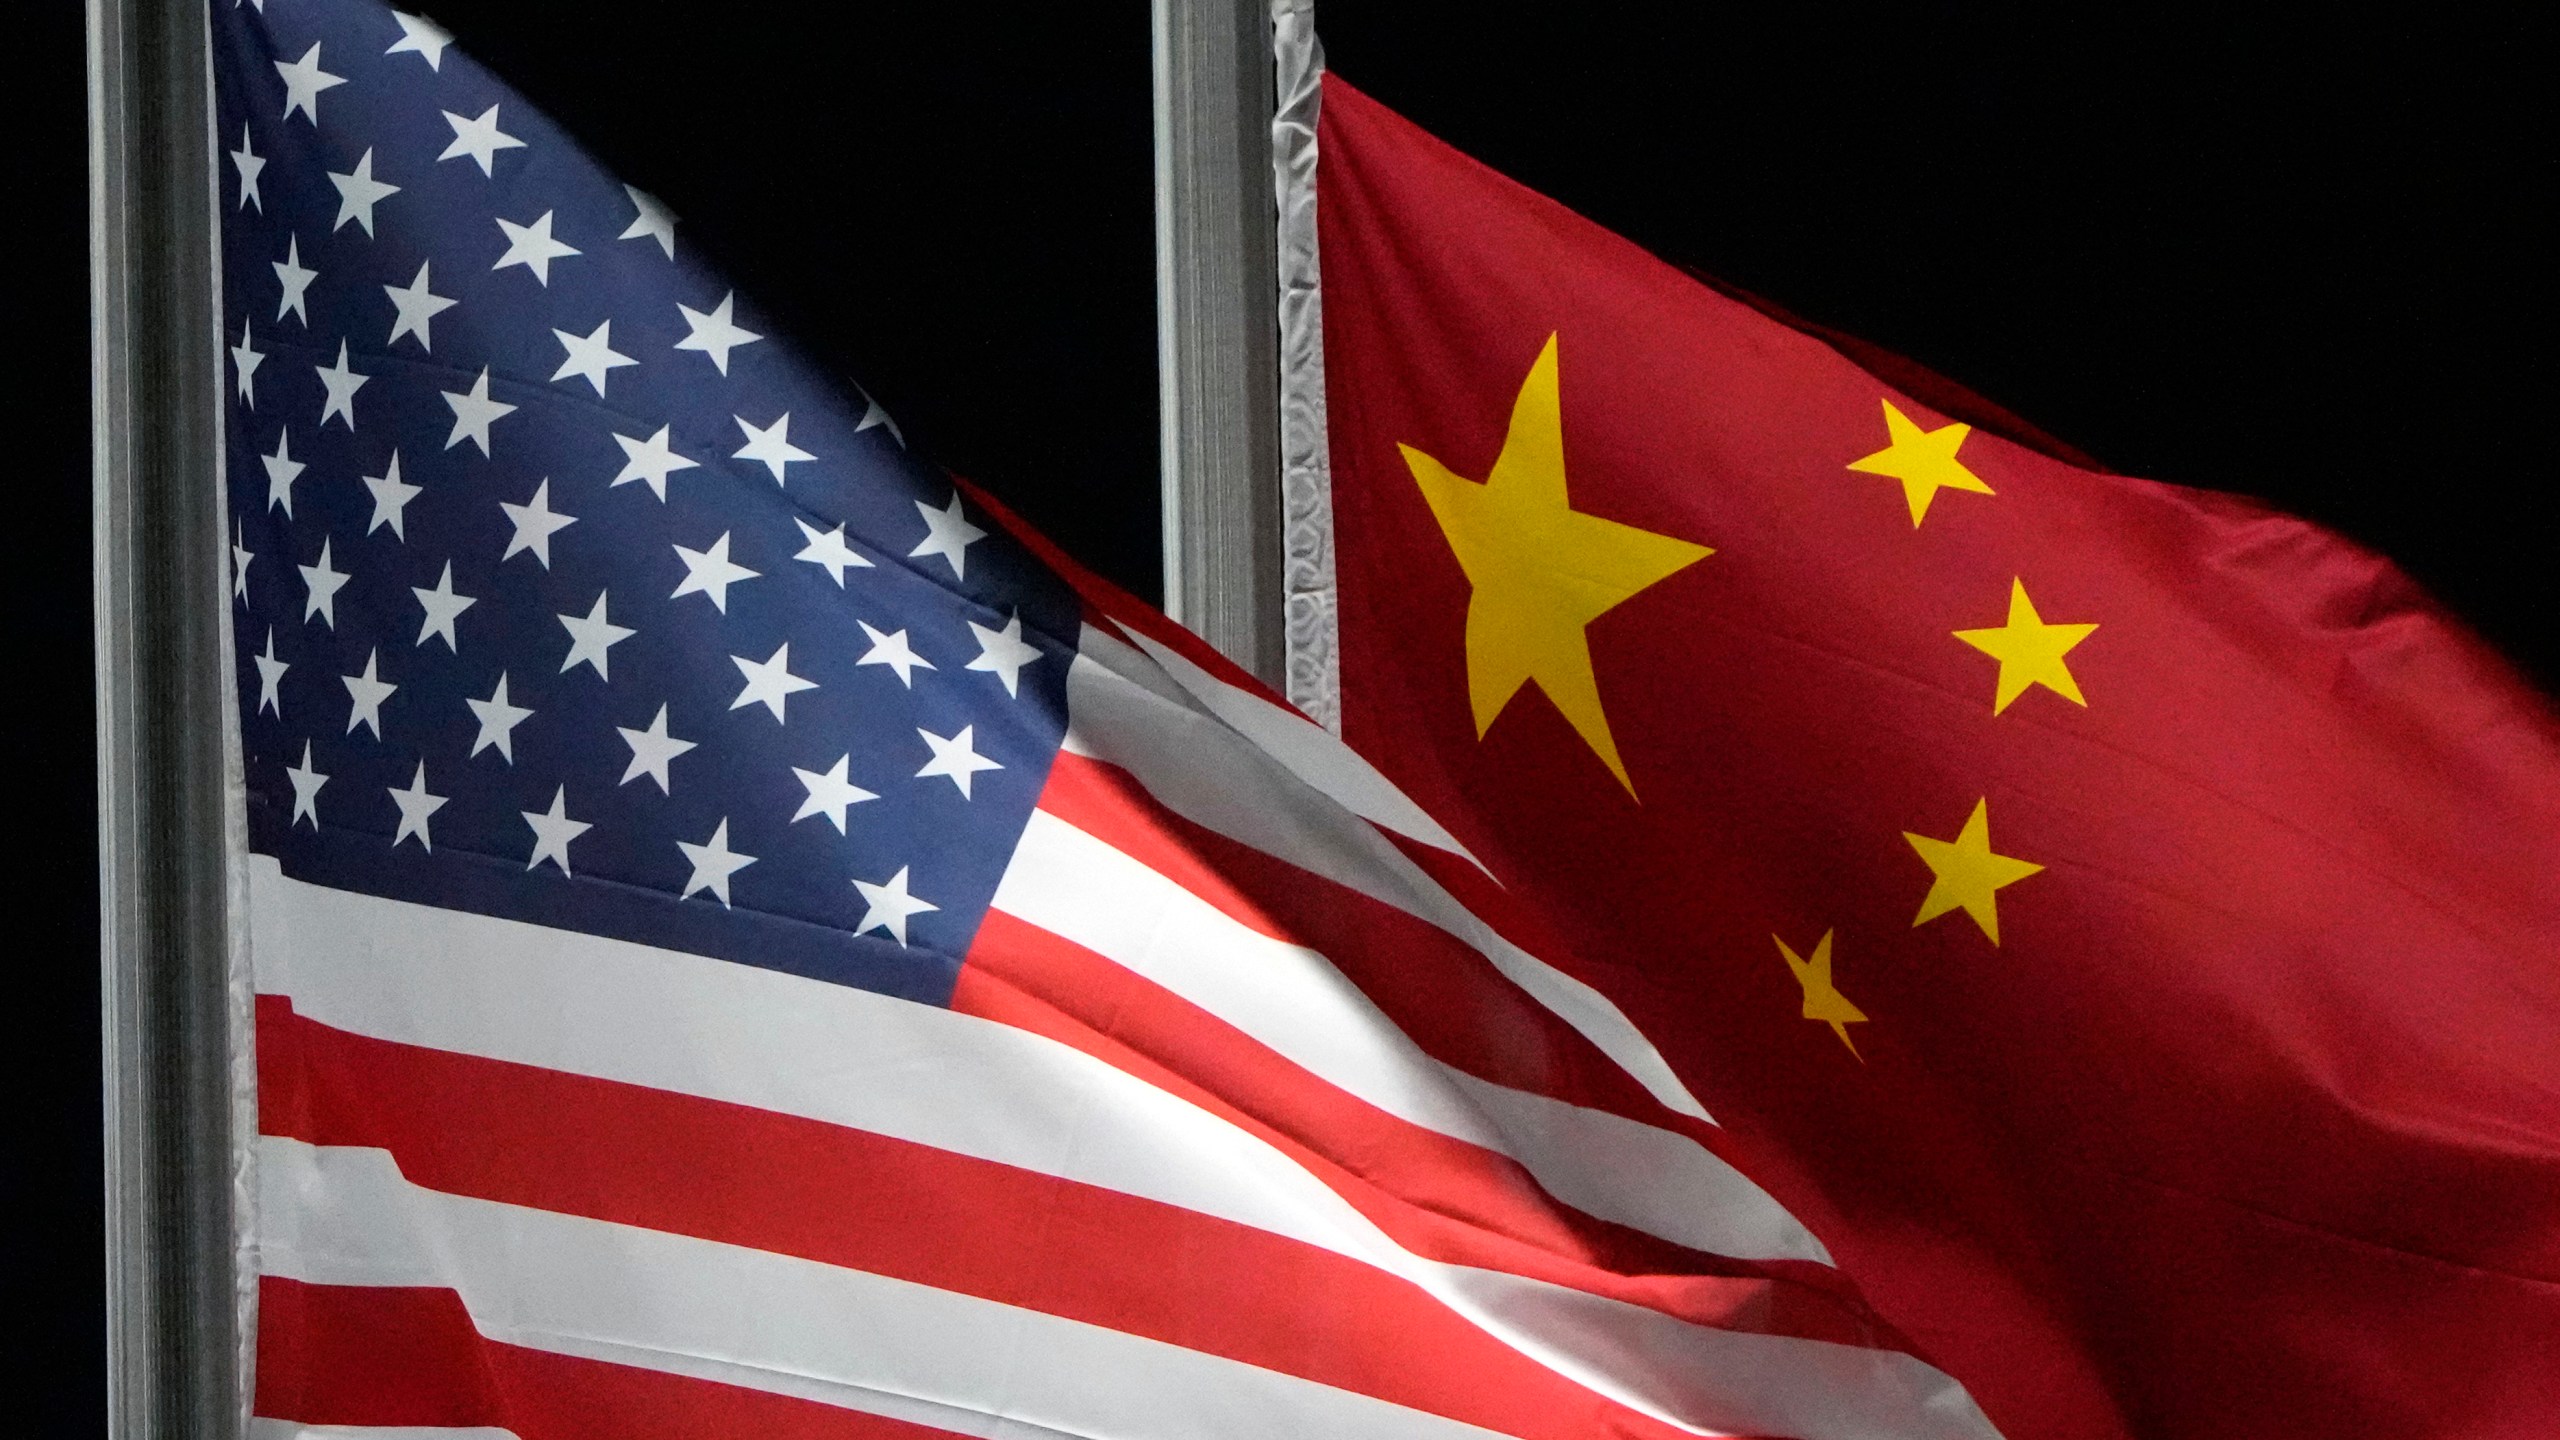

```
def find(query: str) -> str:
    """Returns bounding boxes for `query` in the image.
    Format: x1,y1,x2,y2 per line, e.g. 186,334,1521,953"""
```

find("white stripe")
251,862,1995,1440
250,1426,519,1440
1440,1068,1824,1268
1070,626,1717,1124
259,1138,1496,1440
996,809,1827,1263
1115,624,1479,867
999,808,1508,1149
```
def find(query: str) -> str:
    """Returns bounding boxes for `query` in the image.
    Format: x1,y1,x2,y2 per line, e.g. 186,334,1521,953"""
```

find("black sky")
406,0,2552,684
15,2,2550,1431
1321,5,2554,684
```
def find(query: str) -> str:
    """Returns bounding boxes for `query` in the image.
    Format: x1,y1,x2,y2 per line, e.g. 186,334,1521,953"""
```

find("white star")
342,648,396,737
790,755,877,833
674,291,759,374
467,672,534,762
965,612,1043,697
388,761,447,851
326,148,400,236
522,785,591,874
616,703,695,793
792,519,872,586
671,532,758,612
228,124,264,212
314,339,368,429
273,235,317,324
915,724,1002,799
232,521,255,601
286,740,327,828
856,621,933,687
610,424,698,500
730,643,816,723
550,319,634,397
677,819,756,906
438,103,524,177
909,492,986,579
262,430,305,516
853,382,904,446
852,866,938,946
386,11,453,69
362,451,420,538
298,537,347,628
441,366,516,455
273,43,345,125
253,627,288,716
620,185,676,258
231,318,264,405
732,412,813,484
500,478,576,568
411,561,477,650
382,261,455,351
493,210,579,285
557,591,634,679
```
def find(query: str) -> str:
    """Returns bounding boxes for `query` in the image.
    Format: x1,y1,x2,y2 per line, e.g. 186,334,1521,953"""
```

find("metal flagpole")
89,0,241,1431
1151,0,1286,682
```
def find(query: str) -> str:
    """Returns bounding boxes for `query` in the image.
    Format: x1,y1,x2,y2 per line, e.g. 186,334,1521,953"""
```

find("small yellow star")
1402,333,1712,795
1847,398,1994,527
1774,929,1866,1060
1954,578,2098,715
1904,798,2043,945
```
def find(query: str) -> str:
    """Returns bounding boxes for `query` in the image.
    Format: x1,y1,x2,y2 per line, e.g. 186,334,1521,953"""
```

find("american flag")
216,3,1997,1436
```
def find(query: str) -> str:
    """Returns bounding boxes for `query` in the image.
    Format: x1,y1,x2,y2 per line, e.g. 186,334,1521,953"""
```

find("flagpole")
1151,0,1285,682
89,0,241,1431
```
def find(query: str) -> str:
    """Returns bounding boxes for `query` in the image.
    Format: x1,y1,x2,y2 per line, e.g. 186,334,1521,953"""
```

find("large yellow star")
1847,399,1994,526
1954,578,2098,715
1774,929,1867,1060
1904,798,2043,945
1401,334,1712,795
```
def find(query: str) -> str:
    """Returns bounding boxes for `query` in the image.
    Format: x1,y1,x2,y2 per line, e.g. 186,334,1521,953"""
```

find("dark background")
15,2,2547,1432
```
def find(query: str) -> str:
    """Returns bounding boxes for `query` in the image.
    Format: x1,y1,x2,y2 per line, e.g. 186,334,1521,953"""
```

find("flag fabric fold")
1299,69,2560,1440
213,3,2000,1437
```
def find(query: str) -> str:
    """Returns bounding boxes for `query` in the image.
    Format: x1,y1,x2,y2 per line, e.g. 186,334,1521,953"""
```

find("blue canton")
214,0,1079,1004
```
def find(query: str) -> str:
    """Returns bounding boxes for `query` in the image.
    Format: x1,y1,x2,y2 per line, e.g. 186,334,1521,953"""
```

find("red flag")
1307,73,2560,1438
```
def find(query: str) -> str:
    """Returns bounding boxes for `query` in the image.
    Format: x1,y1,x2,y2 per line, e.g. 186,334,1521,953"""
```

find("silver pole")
89,0,239,1431
1152,0,1284,681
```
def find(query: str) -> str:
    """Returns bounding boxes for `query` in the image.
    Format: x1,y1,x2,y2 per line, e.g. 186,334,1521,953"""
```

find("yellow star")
1401,334,1712,795
1774,929,1866,1060
1904,798,2043,945
1954,578,2098,715
1846,398,1994,526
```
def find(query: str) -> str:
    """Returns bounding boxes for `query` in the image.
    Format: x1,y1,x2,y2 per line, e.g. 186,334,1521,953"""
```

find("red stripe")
956,912,1894,1351
254,993,1693,1440
255,1274,949,1438
961,908,1634,1263
1035,753,1823,1212
1034,753,1863,1255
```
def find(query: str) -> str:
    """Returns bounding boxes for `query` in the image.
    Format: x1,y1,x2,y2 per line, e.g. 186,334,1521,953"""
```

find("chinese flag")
1310,75,2560,1438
